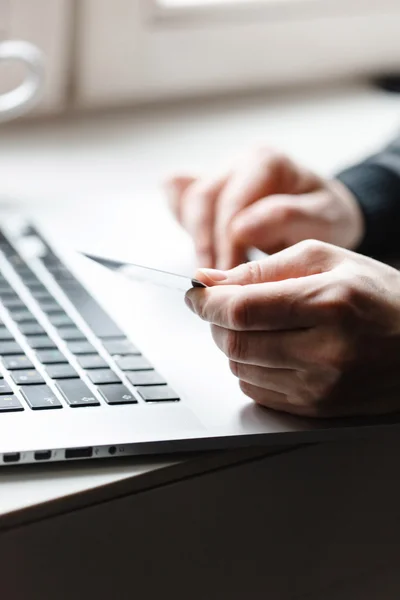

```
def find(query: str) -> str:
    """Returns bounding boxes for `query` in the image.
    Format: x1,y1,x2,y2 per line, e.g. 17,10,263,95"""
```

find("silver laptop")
0,211,398,466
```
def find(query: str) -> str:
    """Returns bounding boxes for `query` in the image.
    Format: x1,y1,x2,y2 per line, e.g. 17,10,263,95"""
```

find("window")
5,0,400,112
76,0,400,108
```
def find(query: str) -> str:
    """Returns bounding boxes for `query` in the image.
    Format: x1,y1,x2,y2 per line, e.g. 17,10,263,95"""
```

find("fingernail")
197,268,228,283
184,294,194,311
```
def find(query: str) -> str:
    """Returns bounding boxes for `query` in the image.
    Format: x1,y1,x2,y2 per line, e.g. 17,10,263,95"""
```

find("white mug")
0,40,44,122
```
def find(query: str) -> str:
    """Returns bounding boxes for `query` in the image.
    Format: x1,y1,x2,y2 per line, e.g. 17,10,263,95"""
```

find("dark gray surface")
1,436,400,599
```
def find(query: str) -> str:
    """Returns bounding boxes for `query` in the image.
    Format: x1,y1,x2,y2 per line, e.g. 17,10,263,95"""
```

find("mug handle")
0,40,44,122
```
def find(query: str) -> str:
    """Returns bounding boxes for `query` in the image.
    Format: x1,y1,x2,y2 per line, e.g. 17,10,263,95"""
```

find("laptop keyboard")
0,225,180,412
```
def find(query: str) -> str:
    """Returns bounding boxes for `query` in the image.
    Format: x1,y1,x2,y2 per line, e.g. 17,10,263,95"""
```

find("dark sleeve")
337,136,400,260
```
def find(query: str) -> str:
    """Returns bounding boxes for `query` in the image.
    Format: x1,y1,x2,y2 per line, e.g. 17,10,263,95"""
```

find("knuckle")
245,261,264,285
254,146,286,165
295,368,338,408
320,279,362,325
228,291,251,330
297,239,329,262
251,147,290,173
325,337,354,371
223,330,247,361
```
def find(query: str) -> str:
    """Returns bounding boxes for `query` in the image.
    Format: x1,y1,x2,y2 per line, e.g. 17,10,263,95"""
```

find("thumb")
230,194,313,255
194,240,339,286
164,175,197,222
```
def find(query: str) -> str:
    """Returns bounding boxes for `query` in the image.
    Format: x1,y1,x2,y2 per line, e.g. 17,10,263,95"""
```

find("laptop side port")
34,450,52,461
3,452,21,463
65,447,93,460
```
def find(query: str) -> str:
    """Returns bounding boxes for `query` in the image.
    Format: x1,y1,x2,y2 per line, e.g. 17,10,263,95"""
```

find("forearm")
337,137,400,260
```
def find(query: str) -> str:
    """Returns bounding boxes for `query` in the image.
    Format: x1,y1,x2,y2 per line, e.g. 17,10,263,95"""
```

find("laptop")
0,210,398,466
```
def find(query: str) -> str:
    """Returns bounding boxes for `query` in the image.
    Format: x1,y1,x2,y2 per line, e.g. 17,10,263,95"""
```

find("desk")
0,81,400,599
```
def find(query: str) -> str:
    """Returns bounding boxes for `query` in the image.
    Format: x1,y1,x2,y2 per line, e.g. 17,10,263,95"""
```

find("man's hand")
166,148,365,270
185,241,400,418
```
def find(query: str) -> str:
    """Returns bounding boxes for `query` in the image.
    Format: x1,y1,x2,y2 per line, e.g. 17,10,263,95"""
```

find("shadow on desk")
1,433,400,600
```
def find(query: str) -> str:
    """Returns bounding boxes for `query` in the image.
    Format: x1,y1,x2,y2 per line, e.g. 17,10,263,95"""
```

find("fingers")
164,176,196,223
238,382,315,417
230,361,337,417
186,274,329,331
166,149,325,271
213,150,321,270
211,325,311,368
229,361,299,395
213,151,284,270
230,192,328,255
194,240,342,288
180,174,229,267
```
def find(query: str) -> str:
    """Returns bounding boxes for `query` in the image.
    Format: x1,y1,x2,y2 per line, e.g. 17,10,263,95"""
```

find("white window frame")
76,0,400,108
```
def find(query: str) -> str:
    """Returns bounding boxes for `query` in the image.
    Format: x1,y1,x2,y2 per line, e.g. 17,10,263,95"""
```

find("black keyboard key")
31,288,51,300
36,349,67,364
39,301,61,313
21,385,62,410
76,354,108,369
26,335,57,349
0,327,14,341
19,322,46,336
36,296,56,307
3,355,34,370
98,384,137,405
0,341,23,355
12,369,45,385
115,356,152,371
56,379,100,407
0,395,23,412
67,341,96,355
2,297,25,309
87,369,121,384
136,386,180,402
46,364,78,379
48,313,74,327
0,284,13,294
25,280,45,290
9,309,35,323
126,370,166,386
57,326,86,341
0,380,13,394
19,274,40,284
16,266,35,276
21,280,42,290
103,339,140,356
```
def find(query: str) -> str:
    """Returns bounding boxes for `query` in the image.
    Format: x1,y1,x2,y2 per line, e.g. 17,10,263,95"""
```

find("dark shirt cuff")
337,163,400,260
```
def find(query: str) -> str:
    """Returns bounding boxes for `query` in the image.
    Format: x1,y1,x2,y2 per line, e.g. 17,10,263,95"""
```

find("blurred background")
2,0,400,271
2,0,400,116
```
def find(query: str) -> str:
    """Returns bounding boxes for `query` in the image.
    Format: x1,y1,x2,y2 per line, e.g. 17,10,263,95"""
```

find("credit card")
81,253,207,292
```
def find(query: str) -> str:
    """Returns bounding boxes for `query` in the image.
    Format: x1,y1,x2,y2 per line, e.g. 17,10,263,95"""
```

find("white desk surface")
0,80,399,519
